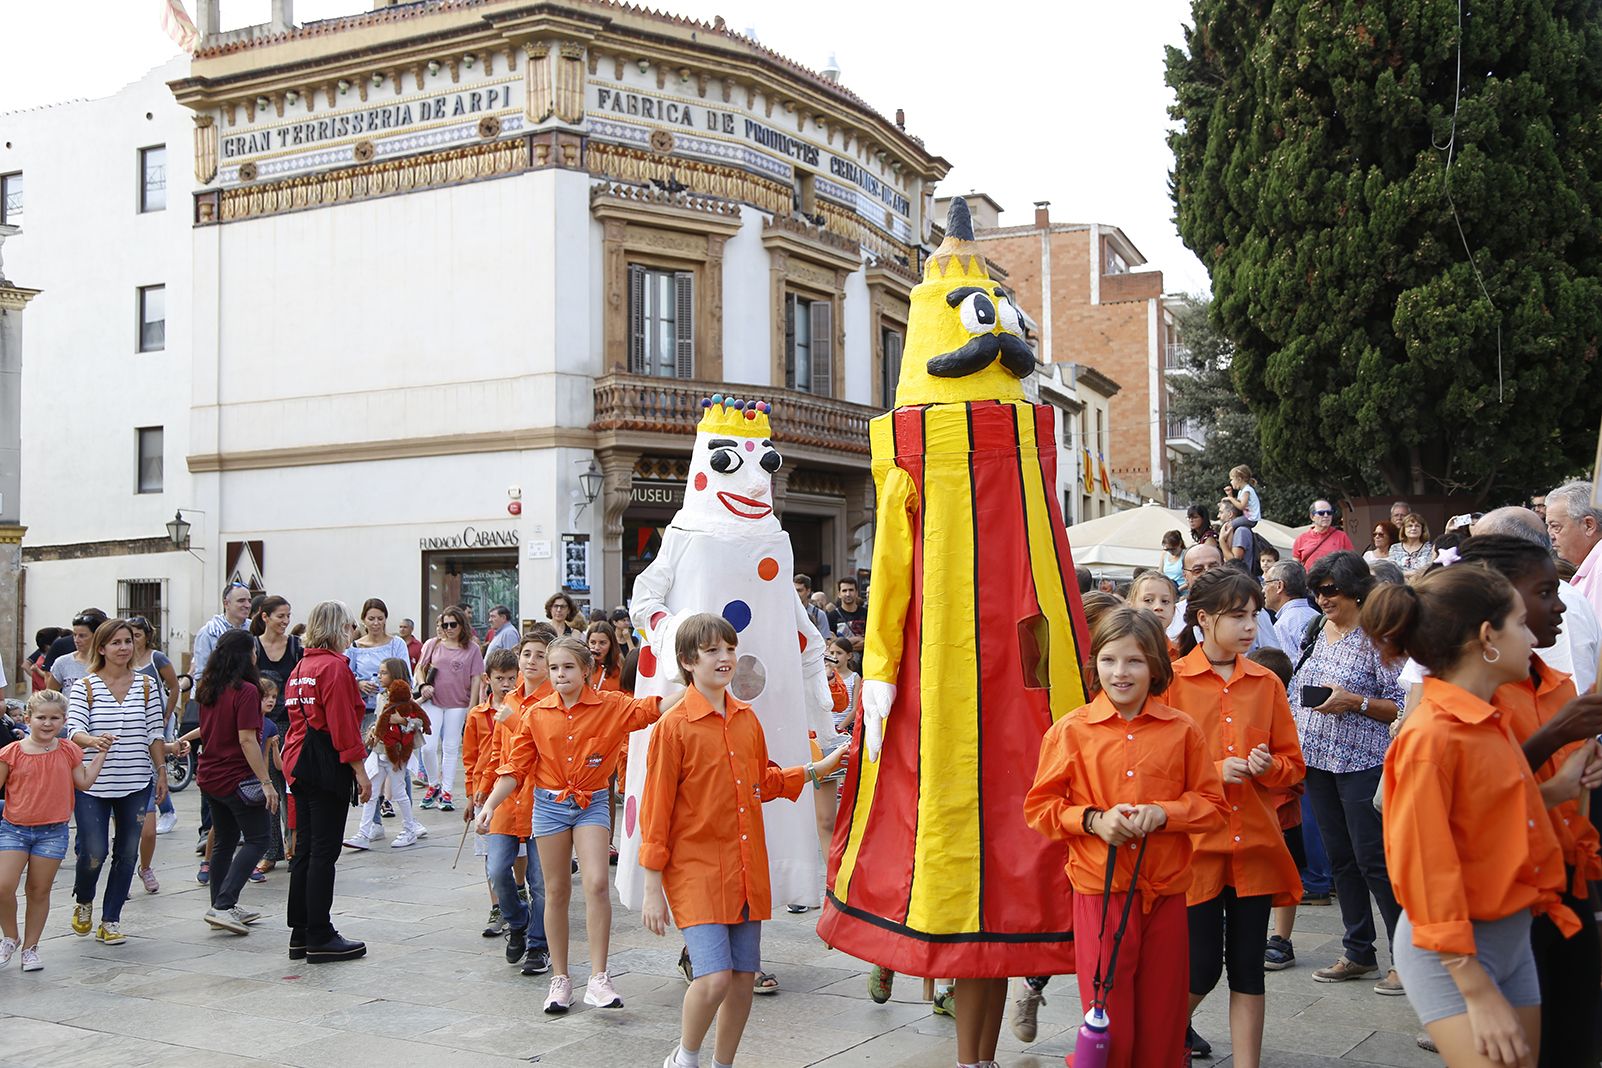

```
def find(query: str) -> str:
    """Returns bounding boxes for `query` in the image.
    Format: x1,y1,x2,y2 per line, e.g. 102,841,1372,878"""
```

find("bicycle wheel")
167,754,194,792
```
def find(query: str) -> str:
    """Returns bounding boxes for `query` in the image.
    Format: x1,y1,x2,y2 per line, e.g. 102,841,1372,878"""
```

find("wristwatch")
1359,696,1371,716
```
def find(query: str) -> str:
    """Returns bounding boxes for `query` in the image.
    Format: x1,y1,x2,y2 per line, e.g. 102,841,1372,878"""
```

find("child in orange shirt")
1025,606,1227,1068
642,614,845,1068
479,635,676,1013
0,690,112,970
1245,647,1307,974
1165,568,1305,1068
1367,563,1599,1066
1448,535,1602,1066
461,649,525,942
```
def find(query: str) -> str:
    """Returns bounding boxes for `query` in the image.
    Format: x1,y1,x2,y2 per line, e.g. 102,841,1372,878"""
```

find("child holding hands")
641,614,846,1068
1025,607,1227,1068
0,690,112,970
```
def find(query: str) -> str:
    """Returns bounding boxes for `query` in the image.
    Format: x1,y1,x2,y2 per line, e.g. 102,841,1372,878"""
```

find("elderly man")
192,582,252,678
1167,542,1283,652
1266,560,1320,653
1292,499,1354,567
1547,481,1602,621
1389,500,1411,529
484,605,521,656
1474,506,1599,692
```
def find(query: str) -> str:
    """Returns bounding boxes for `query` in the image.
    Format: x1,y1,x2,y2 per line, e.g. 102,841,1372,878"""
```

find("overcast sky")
0,0,1209,293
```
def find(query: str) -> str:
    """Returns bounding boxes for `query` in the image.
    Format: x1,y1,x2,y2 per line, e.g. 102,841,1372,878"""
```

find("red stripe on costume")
1035,404,1092,660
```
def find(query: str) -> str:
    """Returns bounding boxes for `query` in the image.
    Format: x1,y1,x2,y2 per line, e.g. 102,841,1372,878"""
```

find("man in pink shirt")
1291,498,1354,566
1547,481,1602,619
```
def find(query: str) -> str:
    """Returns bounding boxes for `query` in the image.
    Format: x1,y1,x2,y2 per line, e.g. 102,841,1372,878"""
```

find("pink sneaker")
544,974,573,1014
139,867,160,894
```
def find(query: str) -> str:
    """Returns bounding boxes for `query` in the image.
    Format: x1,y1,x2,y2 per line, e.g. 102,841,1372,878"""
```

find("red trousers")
1071,890,1189,1068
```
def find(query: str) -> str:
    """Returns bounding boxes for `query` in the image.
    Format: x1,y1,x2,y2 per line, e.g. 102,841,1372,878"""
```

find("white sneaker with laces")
155,811,178,835
390,829,419,849
19,946,42,972
0,936,16,966
544,974,574,1014
584,971,623,1008
237,908,263,925
204,907,250,934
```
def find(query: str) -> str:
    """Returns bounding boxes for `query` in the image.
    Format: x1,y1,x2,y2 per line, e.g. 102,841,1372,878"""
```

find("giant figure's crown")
697,394,773,438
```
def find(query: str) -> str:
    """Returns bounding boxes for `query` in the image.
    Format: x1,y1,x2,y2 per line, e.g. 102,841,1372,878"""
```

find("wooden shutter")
809,298,834,397
628,264,646,374
674,271,694,379
883,329,903,407
784,294,797,389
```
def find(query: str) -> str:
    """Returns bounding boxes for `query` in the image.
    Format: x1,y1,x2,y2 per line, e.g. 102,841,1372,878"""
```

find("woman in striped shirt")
64,619,168,945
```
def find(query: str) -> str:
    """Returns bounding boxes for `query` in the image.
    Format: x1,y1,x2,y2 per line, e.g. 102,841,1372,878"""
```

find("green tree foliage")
1167,297,1321,522
1166,0,1602,501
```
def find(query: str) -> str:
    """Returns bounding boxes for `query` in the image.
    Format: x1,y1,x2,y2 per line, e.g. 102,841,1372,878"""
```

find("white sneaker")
585,970,623,1008
543,974,573,1014
155,811,178,835
0,936,16,966
19,946,41,972
413,826,428,839
342,833,374,850
390,829,419,849
203,907,250,935
237,908,263,925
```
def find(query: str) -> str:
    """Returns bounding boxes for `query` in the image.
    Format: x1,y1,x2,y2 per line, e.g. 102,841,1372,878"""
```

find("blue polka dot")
722,600,753,632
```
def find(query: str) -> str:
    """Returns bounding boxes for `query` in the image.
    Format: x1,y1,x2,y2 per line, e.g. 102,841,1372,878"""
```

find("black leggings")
1188,886,1273,996
1530,885,1600,1068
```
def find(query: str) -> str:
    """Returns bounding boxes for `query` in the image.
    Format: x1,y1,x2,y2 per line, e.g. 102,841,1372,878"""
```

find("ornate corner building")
1,0,950,655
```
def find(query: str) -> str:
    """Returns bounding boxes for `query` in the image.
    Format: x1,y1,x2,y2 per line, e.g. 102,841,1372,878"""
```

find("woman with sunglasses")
1288,551,1407,994
413,606,484,812
1364,521,1399,567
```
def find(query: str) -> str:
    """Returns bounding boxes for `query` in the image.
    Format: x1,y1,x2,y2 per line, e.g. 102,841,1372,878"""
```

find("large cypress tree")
1166,0,1602,501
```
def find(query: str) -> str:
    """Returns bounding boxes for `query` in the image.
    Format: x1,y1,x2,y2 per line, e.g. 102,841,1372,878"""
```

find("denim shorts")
531,788,611,837
1393,909,1540,1025
683,913,762,976
0,818,71,860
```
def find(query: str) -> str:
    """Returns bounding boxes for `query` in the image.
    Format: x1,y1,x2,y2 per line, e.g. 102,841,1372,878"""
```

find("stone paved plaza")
1,792,1440,1067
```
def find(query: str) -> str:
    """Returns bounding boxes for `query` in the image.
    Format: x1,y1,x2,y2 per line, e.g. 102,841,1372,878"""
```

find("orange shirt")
1493,657,1602,898
480,678,551,838
1025,694,1227,907
639,684,805,927
591,666,623,693
1162,649,1307,905
462,701,498,800
1383,677,1579,955
498,685,662,809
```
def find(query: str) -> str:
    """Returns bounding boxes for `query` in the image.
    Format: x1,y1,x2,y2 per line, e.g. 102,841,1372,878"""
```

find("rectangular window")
0,172,20,226
627,264,693,378
785,292,833,396
1104,242,1128,276
880,326,903,409
117,579,166,651
138,284,165,352
140,145,166,213
136,426,163,494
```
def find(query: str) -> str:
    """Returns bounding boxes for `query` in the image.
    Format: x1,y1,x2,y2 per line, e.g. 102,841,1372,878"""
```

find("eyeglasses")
1311,509,1334,517
441,620,461,629
127,617,148,630
72,615,101,628
1312,584,1343,599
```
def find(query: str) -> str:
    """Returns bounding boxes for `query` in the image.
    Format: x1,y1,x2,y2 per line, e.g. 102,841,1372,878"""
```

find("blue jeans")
486,834,546,950
1305,765,1401,966
73,785,153,923
1299,790,1331,895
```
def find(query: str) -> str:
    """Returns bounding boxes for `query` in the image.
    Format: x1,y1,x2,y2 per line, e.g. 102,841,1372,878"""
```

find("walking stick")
452,817,472,870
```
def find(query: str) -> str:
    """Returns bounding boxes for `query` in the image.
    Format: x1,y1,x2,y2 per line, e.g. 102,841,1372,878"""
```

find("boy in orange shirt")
1026,606,1227,1068
641,614,844,1068
461,649,525,946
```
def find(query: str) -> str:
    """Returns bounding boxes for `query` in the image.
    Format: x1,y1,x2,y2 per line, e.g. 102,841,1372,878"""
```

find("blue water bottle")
1067,1006,1111,1068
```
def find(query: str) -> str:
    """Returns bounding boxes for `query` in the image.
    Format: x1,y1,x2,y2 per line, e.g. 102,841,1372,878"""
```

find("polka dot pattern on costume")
650,611,667,629
625,794,638,837
732,654,767,701
757,557,779,581
798,631,807,653
723,600,753,632
639,646,657,678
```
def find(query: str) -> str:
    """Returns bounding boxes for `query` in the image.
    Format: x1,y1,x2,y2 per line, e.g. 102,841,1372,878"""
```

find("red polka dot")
694,472,708,491
650,611,667,629
625,794,638,838
757,558,779,581
639,646,657,678
798,631,807,653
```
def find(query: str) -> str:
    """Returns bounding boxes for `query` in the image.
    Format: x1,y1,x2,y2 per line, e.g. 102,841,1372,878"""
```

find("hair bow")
1434,546,1461,568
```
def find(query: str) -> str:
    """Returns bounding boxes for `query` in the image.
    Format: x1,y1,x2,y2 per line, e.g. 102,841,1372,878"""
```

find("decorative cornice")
187,425,597,473
22,535,176,563
589,182,743,235
0,525,26,545
761,215,861,274
0,284,42,310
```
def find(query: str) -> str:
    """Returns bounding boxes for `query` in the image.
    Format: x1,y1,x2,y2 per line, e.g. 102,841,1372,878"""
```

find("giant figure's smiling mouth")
717,492,773,519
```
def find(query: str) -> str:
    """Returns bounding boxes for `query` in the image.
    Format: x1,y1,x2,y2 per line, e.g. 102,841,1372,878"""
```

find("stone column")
598,447,640,609
0,231,41,696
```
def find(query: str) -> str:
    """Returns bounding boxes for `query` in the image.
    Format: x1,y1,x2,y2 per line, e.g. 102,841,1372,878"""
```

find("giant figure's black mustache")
925,332,1035,380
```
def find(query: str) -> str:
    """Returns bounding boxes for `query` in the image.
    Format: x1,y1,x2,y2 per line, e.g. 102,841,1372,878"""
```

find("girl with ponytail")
1367,563,1599,1067
1163,569,1305,1068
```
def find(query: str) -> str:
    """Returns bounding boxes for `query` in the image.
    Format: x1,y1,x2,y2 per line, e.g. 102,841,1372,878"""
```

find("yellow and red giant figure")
818,197,1089,978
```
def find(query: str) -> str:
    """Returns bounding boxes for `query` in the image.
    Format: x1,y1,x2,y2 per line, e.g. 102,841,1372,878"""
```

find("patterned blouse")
1290,624,1405,773
1389,540,1434,575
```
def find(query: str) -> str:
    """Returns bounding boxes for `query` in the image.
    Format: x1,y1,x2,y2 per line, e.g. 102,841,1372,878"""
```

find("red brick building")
938,196,1195,504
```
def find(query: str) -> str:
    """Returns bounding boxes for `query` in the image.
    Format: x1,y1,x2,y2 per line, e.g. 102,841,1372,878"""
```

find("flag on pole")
162,0,200,54
1098,453,1112,495
1082,447,1096,494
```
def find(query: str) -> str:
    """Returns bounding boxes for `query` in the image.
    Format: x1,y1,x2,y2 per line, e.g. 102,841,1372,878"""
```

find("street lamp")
165,511,191,549
578,463,603,505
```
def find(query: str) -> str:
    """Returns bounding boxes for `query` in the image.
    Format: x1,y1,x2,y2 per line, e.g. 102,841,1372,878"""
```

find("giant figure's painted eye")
710,448,743,474
760,449,782,473
997,297,1023,337
956,291,998,335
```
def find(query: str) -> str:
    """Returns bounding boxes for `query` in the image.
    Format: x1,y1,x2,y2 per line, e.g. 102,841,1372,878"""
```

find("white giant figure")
616,394,837,911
